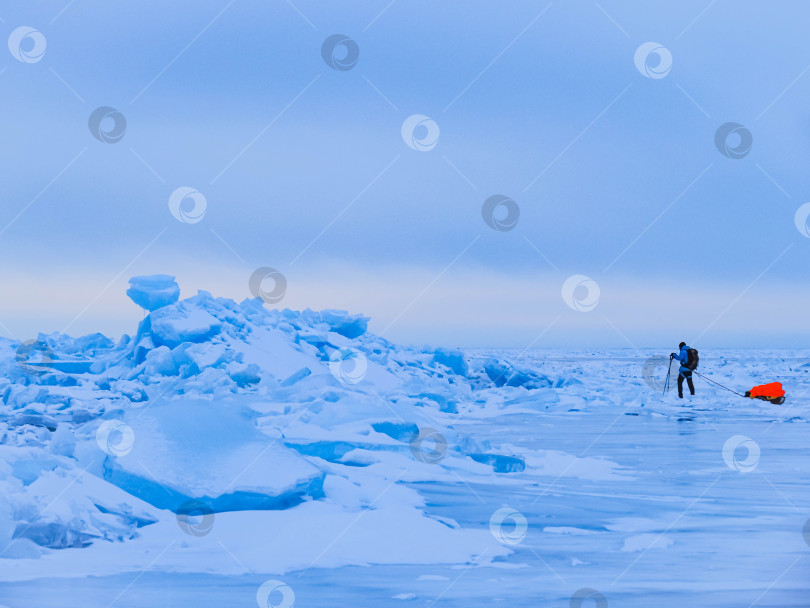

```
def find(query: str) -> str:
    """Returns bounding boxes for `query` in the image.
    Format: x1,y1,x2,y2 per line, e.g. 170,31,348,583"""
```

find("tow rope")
692,371,746,398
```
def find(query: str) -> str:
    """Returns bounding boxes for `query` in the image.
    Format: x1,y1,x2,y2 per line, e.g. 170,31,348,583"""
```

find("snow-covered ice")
1,277,808,606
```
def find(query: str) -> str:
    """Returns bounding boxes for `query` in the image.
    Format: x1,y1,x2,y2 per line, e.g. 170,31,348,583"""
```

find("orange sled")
745,382,786,405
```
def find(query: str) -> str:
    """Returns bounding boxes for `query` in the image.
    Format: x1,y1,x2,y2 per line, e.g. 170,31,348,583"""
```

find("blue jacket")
671,345,692,373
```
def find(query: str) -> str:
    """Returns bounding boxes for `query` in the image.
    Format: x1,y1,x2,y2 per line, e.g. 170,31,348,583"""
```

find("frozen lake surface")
2,350,808,607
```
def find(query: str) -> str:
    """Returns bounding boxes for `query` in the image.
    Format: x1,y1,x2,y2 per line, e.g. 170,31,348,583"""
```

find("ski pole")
663,357,673,395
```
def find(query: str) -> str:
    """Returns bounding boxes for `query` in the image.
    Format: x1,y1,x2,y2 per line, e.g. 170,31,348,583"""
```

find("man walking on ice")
671,341,698,398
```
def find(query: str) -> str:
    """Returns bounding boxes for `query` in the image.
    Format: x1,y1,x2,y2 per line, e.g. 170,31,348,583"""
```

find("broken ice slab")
96,398,324,513
126,275,180,311
468,453,526,473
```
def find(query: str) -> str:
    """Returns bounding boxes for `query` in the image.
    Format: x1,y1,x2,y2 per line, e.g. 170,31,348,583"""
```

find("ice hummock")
0,275,570,579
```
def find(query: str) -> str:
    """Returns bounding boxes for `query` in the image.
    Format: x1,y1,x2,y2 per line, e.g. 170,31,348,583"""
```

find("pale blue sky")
1,1,809,347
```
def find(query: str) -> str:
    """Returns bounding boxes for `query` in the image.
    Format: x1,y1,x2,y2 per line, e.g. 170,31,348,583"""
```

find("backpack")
685,348,699,371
